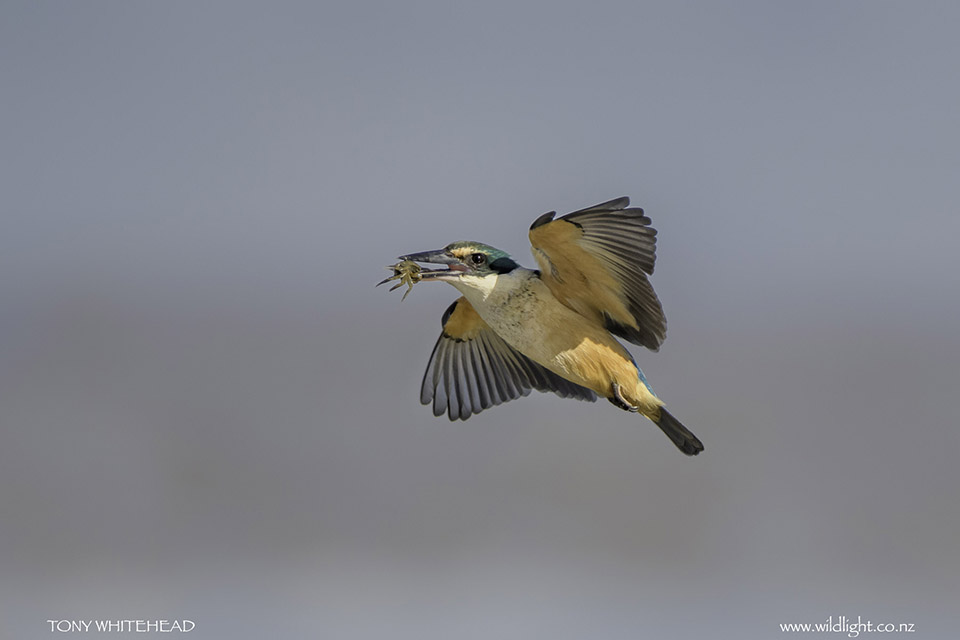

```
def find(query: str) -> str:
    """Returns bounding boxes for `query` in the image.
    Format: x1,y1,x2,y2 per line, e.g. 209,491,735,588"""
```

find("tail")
654,407,704,456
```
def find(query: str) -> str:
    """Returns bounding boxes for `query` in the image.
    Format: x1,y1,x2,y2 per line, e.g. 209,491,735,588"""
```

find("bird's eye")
470,253,486,265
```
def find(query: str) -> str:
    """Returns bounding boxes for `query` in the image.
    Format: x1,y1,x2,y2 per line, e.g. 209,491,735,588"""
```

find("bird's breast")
458,274,645,398
459,273,545,352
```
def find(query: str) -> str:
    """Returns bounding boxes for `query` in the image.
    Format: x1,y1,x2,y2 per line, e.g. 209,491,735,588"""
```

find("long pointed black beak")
396,249,467,280
397,249,459,266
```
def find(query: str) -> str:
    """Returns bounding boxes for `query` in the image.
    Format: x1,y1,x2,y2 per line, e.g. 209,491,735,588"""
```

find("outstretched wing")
422,297,597,420
528,196,667,351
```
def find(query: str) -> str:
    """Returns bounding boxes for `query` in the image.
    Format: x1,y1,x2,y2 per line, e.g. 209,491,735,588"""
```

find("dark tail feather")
655,407,704,456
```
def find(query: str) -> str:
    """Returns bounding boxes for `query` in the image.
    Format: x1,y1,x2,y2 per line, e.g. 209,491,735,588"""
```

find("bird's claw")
609,382,639,412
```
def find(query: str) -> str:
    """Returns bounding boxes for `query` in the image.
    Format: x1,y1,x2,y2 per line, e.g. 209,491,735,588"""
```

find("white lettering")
49,617,197,633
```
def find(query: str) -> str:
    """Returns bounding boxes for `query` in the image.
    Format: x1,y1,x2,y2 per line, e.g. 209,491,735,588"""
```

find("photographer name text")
48,620,195,633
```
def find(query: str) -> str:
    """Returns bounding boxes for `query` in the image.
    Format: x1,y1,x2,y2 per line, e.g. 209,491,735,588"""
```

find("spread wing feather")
421,297,597,420
528,196,667,351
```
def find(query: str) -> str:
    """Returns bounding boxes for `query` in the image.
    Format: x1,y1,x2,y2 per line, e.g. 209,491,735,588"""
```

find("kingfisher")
382,197,703,456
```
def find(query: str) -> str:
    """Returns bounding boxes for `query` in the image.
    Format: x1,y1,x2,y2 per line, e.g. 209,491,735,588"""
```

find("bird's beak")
397,249,468,281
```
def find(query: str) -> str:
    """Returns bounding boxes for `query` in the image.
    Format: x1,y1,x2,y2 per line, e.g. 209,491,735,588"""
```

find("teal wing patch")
422,298,597,420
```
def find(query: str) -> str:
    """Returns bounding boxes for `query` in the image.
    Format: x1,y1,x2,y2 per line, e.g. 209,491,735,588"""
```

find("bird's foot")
609,382,639,412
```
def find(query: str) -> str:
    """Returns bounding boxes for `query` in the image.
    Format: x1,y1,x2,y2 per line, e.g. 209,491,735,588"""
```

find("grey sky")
2,2,958,638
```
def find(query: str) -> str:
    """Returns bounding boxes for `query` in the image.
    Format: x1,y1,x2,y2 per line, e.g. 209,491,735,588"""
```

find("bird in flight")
381,197,703,455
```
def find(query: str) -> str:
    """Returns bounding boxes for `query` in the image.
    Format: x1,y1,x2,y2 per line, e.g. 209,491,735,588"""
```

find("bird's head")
398,241,519,284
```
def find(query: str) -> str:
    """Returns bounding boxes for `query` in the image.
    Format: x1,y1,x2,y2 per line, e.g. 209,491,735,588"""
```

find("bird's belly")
475,290,644,399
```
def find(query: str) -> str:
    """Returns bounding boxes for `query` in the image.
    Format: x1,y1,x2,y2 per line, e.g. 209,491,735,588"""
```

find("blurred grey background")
2,2,958,638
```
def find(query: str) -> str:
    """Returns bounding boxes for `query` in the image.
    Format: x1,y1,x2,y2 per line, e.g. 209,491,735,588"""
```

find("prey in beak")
376,249,467,300
394,249,469,281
